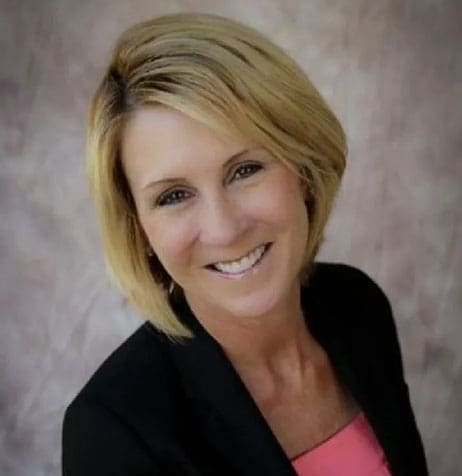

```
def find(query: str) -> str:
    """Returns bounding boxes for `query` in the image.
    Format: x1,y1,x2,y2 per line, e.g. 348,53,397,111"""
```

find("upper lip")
206,242,270,267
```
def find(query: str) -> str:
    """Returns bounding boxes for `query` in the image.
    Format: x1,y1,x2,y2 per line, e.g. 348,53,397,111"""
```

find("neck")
185,283,323,397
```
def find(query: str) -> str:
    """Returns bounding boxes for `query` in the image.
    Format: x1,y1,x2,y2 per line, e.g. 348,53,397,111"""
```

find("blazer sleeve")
62,396,161,476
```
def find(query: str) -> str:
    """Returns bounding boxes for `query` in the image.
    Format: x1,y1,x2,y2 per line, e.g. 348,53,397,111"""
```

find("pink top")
291,411,392,476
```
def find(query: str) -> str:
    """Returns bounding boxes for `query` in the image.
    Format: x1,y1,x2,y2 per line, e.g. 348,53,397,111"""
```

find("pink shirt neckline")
291,411,392,476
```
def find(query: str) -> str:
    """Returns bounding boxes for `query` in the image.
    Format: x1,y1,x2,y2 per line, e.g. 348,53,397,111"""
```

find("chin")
216,284,289,321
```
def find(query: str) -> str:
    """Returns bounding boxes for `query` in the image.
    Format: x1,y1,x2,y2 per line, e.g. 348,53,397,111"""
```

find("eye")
230,162,263,182
155,188,192,207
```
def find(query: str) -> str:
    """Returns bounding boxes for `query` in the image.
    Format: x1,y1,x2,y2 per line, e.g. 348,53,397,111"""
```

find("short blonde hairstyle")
87,12,347,340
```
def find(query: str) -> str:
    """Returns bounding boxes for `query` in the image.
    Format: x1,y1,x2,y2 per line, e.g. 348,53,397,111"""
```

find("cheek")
142,216,197,269
250,174,308,230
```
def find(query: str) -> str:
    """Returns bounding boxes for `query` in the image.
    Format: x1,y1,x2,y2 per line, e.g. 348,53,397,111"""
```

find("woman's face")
121,106,309,321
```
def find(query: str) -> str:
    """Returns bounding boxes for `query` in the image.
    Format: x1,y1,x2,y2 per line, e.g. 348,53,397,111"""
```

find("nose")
198,192,246,247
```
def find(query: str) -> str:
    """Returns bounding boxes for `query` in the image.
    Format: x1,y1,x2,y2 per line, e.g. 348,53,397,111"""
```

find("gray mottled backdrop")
1,1,461,475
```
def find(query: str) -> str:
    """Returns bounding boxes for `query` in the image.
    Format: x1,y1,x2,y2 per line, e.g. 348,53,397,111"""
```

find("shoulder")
64,322,183,435
308,261,406,378
73,323,172,403
62,323,173,471
62,322,187,471
307,261,394,322
309,261,390,303
309,260,394,325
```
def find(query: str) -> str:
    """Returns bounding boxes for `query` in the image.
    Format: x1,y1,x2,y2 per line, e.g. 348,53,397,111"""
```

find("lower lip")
207,243,273,280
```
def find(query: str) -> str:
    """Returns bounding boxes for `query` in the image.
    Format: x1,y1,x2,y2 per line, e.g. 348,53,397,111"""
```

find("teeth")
213,244,266,274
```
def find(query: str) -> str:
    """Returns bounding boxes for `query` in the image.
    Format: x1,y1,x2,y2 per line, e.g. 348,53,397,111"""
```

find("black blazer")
62,262,428,475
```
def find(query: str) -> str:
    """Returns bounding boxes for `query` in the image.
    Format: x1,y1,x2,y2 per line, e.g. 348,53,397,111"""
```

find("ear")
299,178,311,201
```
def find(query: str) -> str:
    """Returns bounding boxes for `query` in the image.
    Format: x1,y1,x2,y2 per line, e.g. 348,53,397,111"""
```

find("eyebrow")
141,148,256,191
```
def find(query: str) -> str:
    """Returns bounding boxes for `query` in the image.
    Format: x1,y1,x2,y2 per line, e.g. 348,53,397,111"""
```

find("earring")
146,246,154,257
168,280,175,296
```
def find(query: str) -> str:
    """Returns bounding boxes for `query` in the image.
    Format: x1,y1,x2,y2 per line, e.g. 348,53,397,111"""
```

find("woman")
62,13,428,476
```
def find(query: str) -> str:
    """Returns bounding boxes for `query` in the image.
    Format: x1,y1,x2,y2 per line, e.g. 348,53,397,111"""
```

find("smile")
207,243,272,276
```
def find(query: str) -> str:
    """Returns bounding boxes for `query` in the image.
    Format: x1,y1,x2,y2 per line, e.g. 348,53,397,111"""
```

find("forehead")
121,106,248,174
119,106,264,194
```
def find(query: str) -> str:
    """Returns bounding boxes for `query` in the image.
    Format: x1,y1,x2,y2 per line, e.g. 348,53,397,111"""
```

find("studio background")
1,1,461,475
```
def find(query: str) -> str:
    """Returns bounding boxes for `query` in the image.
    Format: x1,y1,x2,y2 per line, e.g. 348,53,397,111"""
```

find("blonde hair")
87,12,347,340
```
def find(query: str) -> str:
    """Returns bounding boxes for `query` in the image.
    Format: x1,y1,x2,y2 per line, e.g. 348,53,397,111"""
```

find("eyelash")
155,162,263,208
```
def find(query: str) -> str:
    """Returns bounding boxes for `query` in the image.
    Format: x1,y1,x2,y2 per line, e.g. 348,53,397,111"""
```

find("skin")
121,106,358,456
